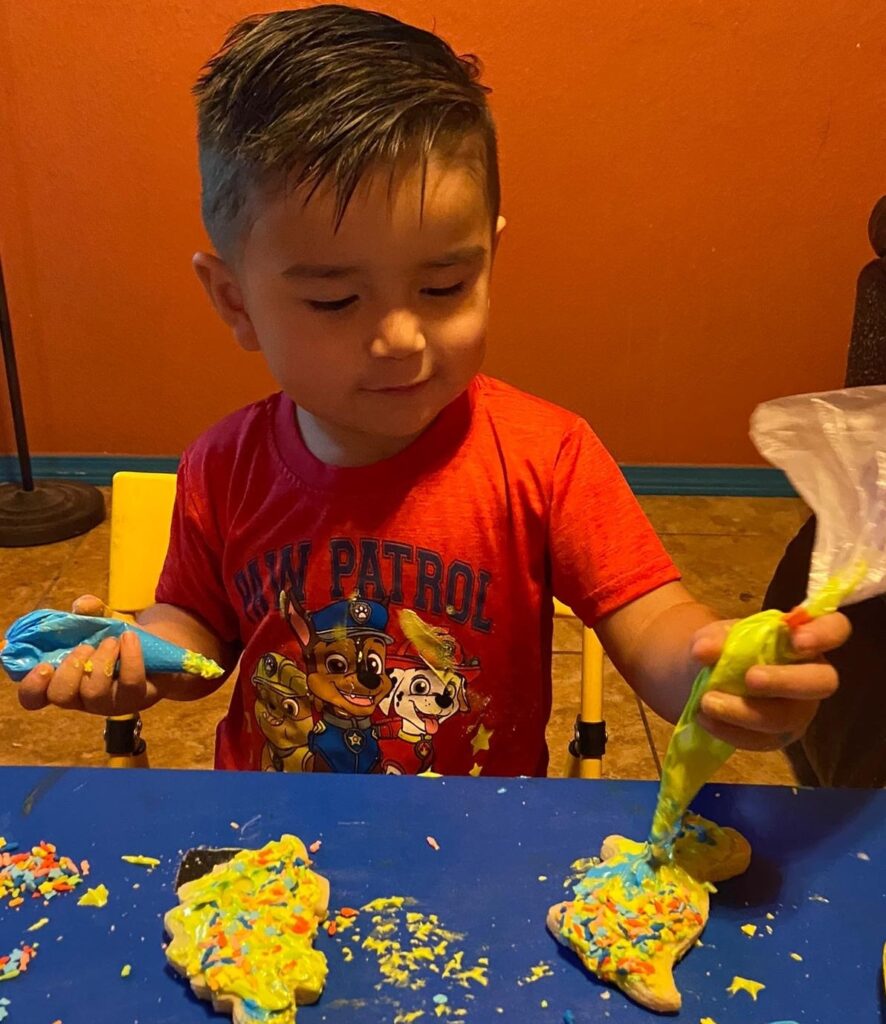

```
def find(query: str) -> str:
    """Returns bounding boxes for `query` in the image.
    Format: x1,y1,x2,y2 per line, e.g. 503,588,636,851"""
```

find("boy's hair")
193,5,500,258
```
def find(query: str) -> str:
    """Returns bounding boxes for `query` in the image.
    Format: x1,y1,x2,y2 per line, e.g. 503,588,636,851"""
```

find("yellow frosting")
556,842,708,991
726,974,765,1000
121,855,160,868
182,650,225,679
77,884,109,907
165,835,327,1023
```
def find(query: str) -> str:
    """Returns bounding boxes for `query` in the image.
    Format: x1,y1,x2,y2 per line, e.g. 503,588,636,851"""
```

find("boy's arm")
595,580,849,751
17,597,237,716
136,601,237,700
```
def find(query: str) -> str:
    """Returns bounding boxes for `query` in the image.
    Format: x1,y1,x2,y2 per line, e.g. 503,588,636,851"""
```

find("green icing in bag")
647,570,861,864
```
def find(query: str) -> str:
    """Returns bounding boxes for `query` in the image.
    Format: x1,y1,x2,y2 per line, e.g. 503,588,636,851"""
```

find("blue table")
0,767,882,1023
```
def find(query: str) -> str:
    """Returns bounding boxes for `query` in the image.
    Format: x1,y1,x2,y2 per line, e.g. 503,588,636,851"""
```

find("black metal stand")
0,256,105,547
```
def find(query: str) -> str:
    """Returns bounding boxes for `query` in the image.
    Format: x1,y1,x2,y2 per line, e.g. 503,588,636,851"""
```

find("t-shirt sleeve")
154,452,240,645
549,419,681,627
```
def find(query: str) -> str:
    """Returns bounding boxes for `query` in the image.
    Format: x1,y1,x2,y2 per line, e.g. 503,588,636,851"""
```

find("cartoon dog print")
251,651,314,772
378,626,479,775
280,590,395,773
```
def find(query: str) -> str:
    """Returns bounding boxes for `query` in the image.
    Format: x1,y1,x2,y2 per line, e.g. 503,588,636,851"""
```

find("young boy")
18,5,848,776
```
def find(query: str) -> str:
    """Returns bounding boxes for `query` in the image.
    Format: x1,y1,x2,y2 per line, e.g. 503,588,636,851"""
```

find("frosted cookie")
598,813,751,885
165,835,329,1024
670,813,751,883
548,815,750,1012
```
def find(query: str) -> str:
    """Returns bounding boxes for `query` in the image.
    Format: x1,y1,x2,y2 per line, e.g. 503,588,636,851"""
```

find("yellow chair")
554,598,607,779
104,470,177,767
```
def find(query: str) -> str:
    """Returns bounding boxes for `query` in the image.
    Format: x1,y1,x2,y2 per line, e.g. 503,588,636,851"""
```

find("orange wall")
1,1,884,465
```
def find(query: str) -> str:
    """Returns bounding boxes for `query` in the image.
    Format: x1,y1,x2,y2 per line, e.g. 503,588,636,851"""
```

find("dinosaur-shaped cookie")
165,834,329,1024
547,814,749,1012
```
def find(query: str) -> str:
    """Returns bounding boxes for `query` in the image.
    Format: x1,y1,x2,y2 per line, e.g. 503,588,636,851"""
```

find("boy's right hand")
17,595,161,717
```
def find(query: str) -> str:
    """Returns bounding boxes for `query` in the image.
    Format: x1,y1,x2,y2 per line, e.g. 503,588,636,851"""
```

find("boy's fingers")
17,664,54,710
693,612,851,667
72,594,108,616
690,620,737,665
791,612,852,657
700,691,817,739
79,638,120,714
695,712,795,752
115,631,147,709
45,645,92,710
745,660,838,700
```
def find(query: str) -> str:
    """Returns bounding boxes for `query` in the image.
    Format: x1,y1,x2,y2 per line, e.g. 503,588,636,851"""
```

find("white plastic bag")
750,385,886,607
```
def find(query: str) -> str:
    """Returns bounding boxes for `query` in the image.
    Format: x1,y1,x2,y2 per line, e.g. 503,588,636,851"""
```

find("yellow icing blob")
182,650,225,679
519,961,554,985
77,884,109,908
726,974,766,1000
165,835,328,1023
121,855,160,868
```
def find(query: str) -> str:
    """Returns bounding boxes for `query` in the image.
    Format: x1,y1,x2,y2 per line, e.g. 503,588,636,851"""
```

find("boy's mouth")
367,378,430,395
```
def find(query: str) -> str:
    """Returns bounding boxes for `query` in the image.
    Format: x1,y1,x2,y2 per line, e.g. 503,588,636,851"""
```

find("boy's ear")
492,215,506,257
192,251,260,352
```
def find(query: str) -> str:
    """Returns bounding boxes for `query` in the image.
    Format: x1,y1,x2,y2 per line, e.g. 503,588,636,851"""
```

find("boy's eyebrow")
419,244,487,268
281,244,487,280
281,264,356,280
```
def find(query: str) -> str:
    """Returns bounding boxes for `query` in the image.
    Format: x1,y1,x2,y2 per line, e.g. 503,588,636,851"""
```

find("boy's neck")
295,406,425,467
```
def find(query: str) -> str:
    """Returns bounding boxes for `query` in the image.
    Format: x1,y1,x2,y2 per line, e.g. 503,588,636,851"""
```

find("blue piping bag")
1,609,224,681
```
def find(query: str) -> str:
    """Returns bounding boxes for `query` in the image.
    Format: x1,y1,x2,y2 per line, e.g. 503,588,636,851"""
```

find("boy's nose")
369,310,426,359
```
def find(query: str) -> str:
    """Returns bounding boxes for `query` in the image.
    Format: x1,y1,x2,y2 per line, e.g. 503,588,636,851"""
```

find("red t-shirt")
155,375,680,777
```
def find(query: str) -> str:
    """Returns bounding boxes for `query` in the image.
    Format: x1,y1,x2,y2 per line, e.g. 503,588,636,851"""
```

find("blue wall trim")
0,455,798,497
621,465,797,497
0,456,180,485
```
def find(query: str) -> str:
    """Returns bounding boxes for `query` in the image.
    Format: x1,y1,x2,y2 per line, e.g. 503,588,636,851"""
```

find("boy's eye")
422,282,465,298
307,296,358,312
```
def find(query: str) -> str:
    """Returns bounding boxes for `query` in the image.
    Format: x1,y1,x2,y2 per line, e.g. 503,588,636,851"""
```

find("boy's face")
196,142,504,462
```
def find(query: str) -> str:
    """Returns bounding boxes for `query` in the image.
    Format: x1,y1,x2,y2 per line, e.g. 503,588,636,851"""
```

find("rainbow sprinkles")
547,815,750,1012
164,834,329,1024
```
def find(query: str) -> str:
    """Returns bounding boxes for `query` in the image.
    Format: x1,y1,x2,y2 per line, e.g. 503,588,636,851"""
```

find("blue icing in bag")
1,609,223,681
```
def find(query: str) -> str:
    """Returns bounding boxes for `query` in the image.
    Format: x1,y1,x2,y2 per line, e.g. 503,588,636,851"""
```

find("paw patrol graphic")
378,611,480,775
251,651,313,772
280,591,394,773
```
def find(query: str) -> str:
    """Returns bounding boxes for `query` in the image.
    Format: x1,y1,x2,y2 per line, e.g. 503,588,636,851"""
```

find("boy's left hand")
691,613,851,751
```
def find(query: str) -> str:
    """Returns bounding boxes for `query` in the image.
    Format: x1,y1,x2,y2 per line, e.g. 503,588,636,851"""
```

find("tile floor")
0,490,807,785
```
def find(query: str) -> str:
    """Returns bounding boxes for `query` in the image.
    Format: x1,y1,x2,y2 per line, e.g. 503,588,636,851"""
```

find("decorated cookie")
548,814,750,1013
165,834,329,1024
670,813,751,883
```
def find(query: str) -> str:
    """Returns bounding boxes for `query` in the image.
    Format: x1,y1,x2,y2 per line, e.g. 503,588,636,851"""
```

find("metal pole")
0,255,34,491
